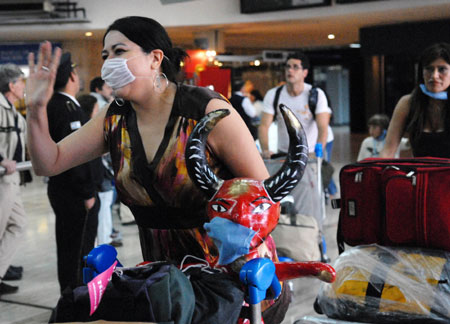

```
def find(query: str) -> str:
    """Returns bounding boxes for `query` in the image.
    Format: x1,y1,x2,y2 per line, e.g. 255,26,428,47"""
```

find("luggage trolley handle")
0,161,32,176
315,143,323,196
240,258,280,324
315,144,329,262
239,258,336,324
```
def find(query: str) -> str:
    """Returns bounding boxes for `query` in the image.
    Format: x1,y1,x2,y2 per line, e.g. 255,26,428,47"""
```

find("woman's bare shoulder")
394,94,412,115
398,94,412,106
205,97,233,113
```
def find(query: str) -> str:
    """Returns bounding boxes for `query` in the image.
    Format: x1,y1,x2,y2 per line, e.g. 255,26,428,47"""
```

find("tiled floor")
0,126,363,324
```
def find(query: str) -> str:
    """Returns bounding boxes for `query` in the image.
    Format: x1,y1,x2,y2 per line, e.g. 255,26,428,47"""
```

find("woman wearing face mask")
26,16,290,323
381,43,450,158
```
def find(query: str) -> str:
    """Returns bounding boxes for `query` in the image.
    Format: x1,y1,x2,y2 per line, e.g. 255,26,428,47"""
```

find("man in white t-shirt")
258,52,332,261
259,52,331,157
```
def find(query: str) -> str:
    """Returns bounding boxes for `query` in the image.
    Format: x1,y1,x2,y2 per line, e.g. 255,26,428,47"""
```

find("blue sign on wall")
0,42,62,65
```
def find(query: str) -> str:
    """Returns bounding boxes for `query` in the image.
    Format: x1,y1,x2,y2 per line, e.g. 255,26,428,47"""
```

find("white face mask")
101,55,141,90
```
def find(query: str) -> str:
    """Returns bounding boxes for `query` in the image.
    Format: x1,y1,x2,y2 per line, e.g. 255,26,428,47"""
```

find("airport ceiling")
169,3,450,50
1,2,450,51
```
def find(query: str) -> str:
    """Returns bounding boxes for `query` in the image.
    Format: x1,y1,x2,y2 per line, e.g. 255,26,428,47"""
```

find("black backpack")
50,261,245,324
272,84,319,121
49,262,195,324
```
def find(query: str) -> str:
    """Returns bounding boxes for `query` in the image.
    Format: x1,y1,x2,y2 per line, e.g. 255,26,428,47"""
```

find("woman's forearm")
380,95,411,158
379,141,398,158
26,106,59,176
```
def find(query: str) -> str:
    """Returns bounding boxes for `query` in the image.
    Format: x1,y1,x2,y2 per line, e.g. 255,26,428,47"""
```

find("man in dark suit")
46,53,99,292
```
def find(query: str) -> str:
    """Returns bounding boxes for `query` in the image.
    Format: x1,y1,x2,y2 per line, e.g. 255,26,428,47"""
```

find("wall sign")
0,42,61,65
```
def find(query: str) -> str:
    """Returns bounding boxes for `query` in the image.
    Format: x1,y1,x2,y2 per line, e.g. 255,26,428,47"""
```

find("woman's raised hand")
26,41,62,113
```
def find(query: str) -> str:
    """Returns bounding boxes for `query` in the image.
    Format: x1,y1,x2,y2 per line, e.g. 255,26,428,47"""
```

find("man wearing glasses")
258,51,331,261
258,51,331,159
45,53,100,293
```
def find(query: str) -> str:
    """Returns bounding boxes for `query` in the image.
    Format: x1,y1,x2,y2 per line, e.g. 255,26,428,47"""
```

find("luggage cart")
297,157,450,324
266,150,329,264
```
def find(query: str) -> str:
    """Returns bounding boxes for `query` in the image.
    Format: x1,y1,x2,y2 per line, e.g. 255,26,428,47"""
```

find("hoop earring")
115,98,125,106
153,73,169,93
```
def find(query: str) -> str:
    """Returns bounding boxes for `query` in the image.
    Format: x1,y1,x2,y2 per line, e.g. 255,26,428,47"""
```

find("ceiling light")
350,43,361,48
328,34,335,40
85,31,93,37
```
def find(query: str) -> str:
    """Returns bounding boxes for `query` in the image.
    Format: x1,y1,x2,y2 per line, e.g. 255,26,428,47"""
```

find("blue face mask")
419,84,448,100
377,129,387,141
204,217,257,265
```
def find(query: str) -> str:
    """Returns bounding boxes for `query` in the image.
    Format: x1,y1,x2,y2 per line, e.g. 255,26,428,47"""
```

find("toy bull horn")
186,104,308,202
263,104,309,201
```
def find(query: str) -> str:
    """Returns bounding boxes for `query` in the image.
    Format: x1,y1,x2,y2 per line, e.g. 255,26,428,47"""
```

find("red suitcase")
333,157,450,253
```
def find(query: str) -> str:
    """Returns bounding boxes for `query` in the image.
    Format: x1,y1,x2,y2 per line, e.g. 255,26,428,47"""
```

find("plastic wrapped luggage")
315,245,450,323
296,315,365,324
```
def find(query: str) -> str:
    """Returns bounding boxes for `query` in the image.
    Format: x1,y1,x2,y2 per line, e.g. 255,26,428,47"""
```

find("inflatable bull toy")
185,104,335,285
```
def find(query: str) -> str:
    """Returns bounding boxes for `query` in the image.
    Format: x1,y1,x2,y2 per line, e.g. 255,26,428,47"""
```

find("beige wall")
364,55,384,121
63,38,104,95
242,68,283,97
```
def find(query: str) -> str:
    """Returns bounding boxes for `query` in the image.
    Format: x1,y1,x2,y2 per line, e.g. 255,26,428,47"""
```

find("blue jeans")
325,140,337,196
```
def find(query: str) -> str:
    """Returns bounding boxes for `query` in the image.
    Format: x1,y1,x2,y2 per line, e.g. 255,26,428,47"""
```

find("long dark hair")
406,42,450,145
103,16,188,82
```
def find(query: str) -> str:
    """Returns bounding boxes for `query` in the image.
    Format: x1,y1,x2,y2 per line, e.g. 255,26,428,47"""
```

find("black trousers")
48,185,99,293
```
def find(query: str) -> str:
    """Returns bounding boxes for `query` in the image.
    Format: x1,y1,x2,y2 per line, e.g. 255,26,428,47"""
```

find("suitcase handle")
331,198,341,209
357,157,450,166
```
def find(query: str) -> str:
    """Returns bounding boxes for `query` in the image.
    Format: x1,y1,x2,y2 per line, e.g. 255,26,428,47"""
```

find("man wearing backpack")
258,51,331,159
258,51,331,261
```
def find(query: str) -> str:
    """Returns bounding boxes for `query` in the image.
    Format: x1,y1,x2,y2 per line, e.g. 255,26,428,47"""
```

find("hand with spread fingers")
25,41,62,113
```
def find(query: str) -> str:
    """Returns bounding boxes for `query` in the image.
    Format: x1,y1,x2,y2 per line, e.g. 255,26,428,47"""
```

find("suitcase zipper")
354,172,363,183
385,167,416,186
406,171,417,186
